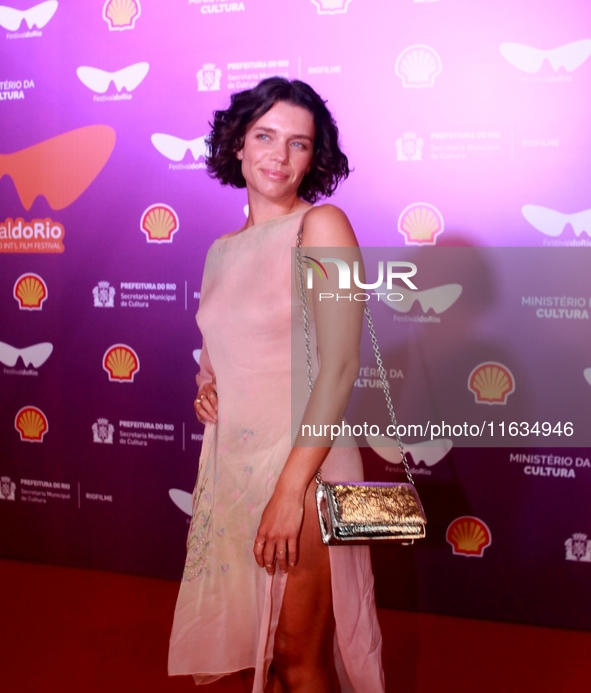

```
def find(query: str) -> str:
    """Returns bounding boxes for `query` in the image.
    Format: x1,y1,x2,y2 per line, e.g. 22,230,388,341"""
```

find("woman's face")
237,100,315,202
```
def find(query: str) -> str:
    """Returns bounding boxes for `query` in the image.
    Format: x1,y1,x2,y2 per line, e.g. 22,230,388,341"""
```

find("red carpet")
0,558,588,692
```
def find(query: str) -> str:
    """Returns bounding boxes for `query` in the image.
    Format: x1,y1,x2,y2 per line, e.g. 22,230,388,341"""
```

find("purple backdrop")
1,0,591,631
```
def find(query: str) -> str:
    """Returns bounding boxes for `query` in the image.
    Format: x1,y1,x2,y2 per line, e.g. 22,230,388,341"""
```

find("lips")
260,168,289,181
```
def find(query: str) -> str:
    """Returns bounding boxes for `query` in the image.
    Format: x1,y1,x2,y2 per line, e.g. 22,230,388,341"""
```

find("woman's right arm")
194,340,217,424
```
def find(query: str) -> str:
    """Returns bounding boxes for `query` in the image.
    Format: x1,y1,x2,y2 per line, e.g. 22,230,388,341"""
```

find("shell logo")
395,45,442,88
103,0,141,31
13,273,48,310
15,406,48,442
446,516,491,557
468,362,515,405
140,204,179,243
103,344,139,382
310,0,353,14
398,203,444,245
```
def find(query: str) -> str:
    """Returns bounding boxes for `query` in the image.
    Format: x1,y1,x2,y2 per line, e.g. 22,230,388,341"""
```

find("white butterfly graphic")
192,349,202,365
522,205,591,237
583,368,591,386
0,0,57,30
151,133,208,162
366,435,452,467
0,341,53,368
378,283,462,314
169,488,192,516
500,40,591,73
76,62,149,94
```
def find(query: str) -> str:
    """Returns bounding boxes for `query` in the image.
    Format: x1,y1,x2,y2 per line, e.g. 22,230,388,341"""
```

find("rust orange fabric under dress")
168,209,385,692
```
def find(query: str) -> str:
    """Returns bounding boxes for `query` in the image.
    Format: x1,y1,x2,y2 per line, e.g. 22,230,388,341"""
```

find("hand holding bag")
296,222,427,545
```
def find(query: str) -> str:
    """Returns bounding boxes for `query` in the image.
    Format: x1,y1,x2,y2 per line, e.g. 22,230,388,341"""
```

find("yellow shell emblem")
103,344,139,382
13,273,48,310
15,406,48,442
103,0,141,30
140,204,179,243
398,203,444,245
468,362,515,404
446,516,491,557
395,45,442,88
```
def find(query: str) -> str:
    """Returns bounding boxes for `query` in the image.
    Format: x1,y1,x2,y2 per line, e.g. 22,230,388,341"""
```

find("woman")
169,78,385,693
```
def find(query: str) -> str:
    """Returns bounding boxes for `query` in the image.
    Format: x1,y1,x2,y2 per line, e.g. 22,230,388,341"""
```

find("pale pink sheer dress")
168,210,385,692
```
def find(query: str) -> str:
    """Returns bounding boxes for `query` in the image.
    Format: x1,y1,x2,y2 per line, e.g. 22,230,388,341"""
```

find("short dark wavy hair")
206,78,350,203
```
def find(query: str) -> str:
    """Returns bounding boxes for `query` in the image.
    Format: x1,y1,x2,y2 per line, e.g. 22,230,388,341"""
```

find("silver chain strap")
296,222,415,486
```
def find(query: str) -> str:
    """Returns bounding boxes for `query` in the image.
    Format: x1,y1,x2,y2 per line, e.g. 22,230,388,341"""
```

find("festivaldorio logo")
0,476,16,501
197,63,222,91
103,344,139,382
310,0,353,14
446,517,491,557
151,133,208,164
0,341,53,368
140,204,179,243
366,436,452,468
102,0,141,31
398,203,444,245
93,281,115,307
468,362,515,405
0,126,115,211
584,368,591,386
0,1,58,31
522,205,591,238
396,45,442,88
169,488,193,516
76,62,149,95
15,406,48,442
1,218,65,254
395,132,423,161
13,273,48,309
565,533,591,562
92,418,115,444
500,40,591,74
379,284,462,314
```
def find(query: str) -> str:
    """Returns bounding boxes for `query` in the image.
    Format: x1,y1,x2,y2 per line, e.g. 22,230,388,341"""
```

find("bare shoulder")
217,228,243,241
302,204,358,247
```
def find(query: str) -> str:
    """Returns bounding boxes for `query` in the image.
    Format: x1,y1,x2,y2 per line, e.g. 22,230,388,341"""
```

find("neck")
244,191,310,228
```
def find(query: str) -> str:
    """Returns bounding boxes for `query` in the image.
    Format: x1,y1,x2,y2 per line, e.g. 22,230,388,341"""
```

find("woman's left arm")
254,205,364,574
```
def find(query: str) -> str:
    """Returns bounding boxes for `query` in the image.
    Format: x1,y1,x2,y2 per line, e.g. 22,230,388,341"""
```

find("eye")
257,133,269,141
291,141,306,149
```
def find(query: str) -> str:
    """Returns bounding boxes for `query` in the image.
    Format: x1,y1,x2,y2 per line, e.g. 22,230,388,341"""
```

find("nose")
270,139,289,165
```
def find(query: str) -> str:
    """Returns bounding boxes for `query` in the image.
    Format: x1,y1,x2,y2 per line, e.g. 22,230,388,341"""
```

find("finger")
263,543,276,575
276,546,288,574
253,538,265,568
199,397,217,422
287,536,298,567
203,388,218,414
200,386,218,419
194,394,216,424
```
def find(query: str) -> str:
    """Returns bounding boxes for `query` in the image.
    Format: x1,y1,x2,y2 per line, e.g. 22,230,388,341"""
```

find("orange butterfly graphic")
0,125,116,210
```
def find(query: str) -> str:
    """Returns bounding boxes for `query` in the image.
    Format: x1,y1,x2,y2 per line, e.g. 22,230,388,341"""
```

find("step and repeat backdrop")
1,0,591,631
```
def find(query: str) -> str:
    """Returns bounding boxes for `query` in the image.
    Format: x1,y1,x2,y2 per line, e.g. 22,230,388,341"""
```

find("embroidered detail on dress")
182,463,213,582
240,429,254,443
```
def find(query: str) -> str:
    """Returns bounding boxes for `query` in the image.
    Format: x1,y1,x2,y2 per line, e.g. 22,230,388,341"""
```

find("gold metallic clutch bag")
296,221,427,545
315,479,426,545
